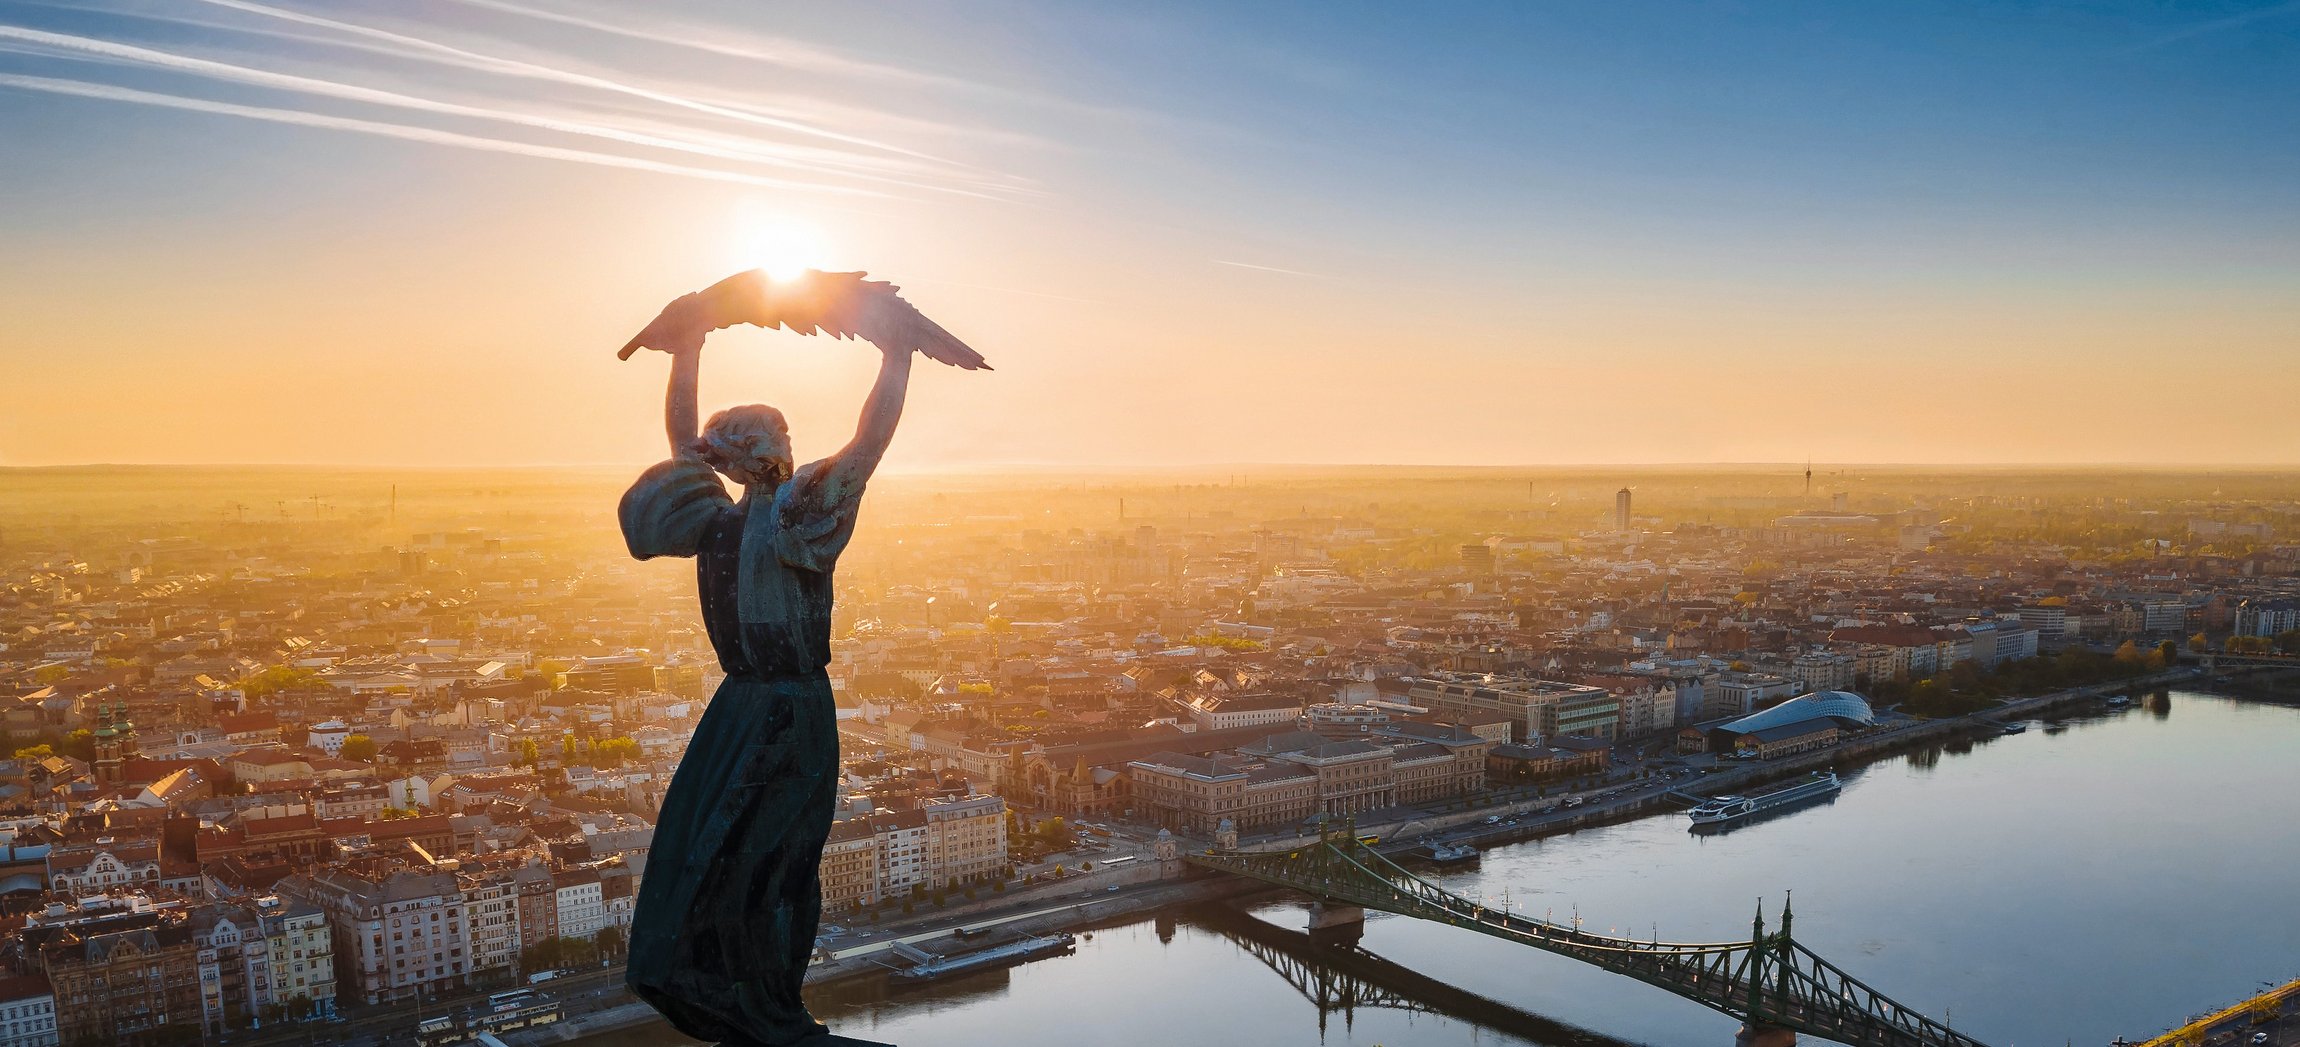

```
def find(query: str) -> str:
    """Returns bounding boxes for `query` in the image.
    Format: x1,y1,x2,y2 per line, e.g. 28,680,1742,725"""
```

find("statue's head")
694,404,793,487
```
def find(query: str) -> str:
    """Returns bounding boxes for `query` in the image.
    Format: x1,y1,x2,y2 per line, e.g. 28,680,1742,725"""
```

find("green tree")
2187,632,2210,652
596,924,626,959
12,744,53,762
592,737,640,768
340,734,377,762
517,738,541,767
58,729,94,762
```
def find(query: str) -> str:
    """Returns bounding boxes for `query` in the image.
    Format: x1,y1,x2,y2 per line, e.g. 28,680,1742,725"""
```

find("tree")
340,734,377,762
2188,632,2210,652
58,729,94,762
236,665,321,700
592,737,640,768
12,744,53,762
2113,640,2143,663
517,738,541,767
596,924,626,959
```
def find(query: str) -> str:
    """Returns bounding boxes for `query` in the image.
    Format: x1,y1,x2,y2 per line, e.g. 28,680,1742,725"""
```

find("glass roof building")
1714,690,1875,736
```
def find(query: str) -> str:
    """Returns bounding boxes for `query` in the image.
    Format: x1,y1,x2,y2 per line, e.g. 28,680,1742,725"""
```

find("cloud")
0,24,1018,199
441,0,962,90
2121,0,2300,53
0,72,886,196
189,0,968,168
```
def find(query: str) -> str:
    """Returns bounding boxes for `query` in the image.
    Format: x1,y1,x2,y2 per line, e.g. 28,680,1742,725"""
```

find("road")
214,964,633,1047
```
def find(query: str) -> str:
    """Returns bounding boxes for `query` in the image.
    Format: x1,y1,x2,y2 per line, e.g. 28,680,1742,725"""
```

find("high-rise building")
1615,488,1632,533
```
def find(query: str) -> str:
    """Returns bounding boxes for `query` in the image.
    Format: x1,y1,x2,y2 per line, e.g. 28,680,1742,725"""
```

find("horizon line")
7,460,2300,473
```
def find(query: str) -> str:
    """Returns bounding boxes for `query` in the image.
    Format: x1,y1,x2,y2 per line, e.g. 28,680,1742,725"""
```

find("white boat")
1687,772,1841,829
2000,721,2028,735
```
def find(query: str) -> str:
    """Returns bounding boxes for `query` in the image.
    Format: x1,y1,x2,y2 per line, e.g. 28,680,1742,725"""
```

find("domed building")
1681,691,1874,759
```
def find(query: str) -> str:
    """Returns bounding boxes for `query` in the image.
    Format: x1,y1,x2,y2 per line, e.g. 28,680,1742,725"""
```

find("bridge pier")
1306,903,1365,947
1734,1023,1796,1047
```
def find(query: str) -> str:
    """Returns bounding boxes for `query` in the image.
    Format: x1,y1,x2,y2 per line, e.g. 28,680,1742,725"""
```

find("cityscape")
3,2,2298,1046
0,466,2296,1045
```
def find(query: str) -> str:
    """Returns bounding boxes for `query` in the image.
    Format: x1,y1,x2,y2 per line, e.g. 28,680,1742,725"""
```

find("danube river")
686,690,2300,1046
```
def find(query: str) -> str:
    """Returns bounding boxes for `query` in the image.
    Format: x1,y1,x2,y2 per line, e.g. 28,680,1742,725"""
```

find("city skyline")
4,1,2299,469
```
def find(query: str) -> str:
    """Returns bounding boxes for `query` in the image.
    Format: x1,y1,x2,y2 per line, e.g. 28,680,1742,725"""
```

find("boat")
1427,841,1479,864
1687,772,1841,830
883,931,1076,983
2001,721,2028,735
2105,694,2133,707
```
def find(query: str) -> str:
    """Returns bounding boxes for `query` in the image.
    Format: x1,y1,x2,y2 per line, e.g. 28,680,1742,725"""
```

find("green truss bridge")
1185,830,1992,1047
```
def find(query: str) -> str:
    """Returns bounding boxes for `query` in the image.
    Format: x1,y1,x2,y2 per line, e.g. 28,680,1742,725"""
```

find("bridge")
1186,828,1992,1047
1202,903,1638,1046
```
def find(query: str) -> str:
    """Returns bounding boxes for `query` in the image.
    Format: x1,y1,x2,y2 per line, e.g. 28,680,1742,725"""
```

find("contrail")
191,0,961,167
1213,259,1332,279
0,24,1009,199
444,0,958,89
0,72,887,197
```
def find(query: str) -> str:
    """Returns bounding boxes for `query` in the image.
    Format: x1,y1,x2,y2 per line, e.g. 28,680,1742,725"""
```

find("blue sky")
1,1,2295,466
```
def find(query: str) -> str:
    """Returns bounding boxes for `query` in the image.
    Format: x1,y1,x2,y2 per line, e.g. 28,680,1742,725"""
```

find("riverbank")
540,667,2200,1045
1349,664,2201,857
527,874,1274,1044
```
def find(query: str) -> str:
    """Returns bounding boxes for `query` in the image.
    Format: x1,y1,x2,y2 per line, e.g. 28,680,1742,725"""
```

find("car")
1106,885,1121,892
2252,1034,2269,1045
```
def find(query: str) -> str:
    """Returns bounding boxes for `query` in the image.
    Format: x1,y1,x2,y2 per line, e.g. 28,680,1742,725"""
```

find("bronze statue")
616,269,986,1046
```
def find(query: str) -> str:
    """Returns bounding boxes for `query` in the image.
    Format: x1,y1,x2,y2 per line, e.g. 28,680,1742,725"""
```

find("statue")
615,269,987,1046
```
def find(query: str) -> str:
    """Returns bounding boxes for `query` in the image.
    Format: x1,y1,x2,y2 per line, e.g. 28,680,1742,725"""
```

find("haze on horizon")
1,1,2296,471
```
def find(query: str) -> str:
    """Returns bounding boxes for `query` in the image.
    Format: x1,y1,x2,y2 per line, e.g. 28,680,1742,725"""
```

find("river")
634,689,2300,1046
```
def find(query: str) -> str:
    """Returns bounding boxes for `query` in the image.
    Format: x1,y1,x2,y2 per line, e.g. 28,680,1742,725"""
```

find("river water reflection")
642,690,2300,1046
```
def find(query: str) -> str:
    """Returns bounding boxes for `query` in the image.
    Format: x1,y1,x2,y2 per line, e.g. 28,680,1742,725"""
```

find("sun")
728,213,829,282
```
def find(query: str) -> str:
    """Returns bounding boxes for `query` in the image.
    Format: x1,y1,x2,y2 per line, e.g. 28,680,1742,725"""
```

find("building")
511,864,557,962
1403,674,1619,743
2235,598,2300,638
552,868,604,942
1727,721,1840,759
277,867,468,1005
1487,741,1608,783
821,821,882,910
0,975,57,1047
1789,649,1856,694
1182,692,1301,733
189,895,336,1034
46,838,161,895
44,925,202,1047
873,810,930,896
459,871,521,983
922,793,1006,888
1615,487,1632,532
1710,672,1794,721
1684,691,1873,756
1129,726,1487,834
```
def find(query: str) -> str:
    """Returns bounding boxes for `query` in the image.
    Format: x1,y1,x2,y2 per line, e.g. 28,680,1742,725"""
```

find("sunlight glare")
730,212,829,282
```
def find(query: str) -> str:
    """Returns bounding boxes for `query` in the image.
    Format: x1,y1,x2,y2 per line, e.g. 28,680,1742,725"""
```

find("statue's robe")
619,451,868,1045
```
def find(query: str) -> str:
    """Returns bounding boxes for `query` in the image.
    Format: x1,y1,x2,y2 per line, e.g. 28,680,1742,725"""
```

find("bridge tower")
1737,896,1798,1047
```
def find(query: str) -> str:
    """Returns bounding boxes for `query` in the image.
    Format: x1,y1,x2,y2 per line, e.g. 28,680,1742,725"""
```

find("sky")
0,0,2296,469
